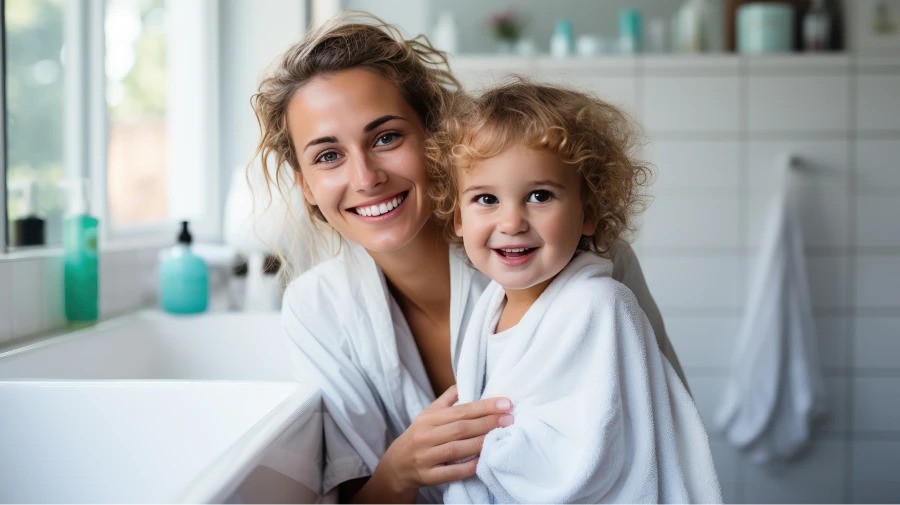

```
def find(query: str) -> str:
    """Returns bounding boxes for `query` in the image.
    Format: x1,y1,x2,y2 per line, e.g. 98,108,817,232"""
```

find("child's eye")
527,190,553,203
314,150,341,164
474,194,498,206
374,132,400,147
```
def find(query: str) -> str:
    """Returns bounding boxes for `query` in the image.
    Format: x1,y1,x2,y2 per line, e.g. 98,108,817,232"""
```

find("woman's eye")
315,151,341,164
527,190,553,203
475,194,498,206
374,132,400,147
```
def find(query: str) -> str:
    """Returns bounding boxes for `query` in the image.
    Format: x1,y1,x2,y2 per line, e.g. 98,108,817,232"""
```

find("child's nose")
498,206,529,234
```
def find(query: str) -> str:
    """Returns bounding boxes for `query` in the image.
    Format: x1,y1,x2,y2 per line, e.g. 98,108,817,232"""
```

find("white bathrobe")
281,243,689,502
445,253,721,504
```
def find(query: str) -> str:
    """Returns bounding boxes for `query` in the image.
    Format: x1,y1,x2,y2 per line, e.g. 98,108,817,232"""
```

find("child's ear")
582,208,600,236
453,210,463,237
296,171,317,206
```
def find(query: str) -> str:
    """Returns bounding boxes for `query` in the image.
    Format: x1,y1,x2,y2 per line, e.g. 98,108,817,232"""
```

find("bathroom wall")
453,53,900,503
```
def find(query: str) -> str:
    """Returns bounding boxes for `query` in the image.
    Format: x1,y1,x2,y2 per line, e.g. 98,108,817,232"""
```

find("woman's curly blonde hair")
426,78,652,255
249,12,460,278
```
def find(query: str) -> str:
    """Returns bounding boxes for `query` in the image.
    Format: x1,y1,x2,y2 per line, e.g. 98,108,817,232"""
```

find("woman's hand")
348,385,514,502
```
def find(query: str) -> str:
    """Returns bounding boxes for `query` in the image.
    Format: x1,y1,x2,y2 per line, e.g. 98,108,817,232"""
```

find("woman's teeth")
354,194,405,217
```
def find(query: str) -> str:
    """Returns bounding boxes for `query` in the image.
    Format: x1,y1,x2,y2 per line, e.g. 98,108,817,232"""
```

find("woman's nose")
349,154,386,191
498,206,529,235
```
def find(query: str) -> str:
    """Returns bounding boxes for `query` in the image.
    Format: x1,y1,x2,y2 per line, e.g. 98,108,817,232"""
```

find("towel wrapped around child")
445,253,722,504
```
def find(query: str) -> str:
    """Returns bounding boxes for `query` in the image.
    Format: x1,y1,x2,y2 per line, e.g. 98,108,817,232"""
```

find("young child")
428,81,722,503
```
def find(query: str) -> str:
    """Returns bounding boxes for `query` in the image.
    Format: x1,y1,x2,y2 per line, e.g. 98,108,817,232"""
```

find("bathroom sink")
0,310,293,380
0,380,321,503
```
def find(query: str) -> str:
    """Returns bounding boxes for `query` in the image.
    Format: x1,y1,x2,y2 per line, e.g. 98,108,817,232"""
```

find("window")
105,0,168,228
4,0,66,247
3,0,220,251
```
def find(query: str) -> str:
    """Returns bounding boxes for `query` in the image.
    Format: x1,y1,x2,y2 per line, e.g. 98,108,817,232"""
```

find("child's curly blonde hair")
426,78,652,255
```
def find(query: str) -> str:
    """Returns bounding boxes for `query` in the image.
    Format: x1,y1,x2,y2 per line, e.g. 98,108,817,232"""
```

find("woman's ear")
295,170,317,206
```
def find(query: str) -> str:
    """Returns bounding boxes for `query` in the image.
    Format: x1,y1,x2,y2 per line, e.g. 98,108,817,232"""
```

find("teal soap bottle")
63,181,99,323
159,221,208,314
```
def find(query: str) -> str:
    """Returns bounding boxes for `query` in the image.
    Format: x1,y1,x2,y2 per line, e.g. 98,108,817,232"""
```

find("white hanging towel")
716,158,827,463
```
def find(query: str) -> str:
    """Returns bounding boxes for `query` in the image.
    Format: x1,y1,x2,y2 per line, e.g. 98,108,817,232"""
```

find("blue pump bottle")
159,221,208,314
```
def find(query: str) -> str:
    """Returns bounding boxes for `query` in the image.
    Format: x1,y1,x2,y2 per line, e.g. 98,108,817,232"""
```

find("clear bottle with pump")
159,221,208,314
64,180,99,323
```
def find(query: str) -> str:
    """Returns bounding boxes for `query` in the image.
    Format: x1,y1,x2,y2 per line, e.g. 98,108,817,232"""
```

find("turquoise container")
159,222,208,314
619,8,643,53
737,3,795,54
63,214,99,322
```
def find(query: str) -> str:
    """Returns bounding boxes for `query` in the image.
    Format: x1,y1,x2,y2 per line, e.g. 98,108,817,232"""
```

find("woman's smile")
349,191,408,218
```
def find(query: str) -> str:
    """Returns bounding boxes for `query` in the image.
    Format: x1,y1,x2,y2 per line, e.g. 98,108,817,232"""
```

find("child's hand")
376,385,514,493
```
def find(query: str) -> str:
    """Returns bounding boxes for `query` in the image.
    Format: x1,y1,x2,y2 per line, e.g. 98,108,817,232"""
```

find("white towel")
716,162,827,463
446,253,722,503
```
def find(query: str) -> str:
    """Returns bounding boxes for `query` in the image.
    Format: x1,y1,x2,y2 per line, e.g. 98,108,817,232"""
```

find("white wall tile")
529,71,639,116
747,186,850,250
853,377,900,433
635,195,740,249
856,74,900,131
854,317,900,370
747,140,850,190
742,440,846,503
857,195,900,248
646,140,741,191
41,256,66,332
744,255,850,310
568,77,637,115
855,255,900,308
748,75,850,132
0,263,12,345
642,76,740,133
822,375,849,435
852,440,900,503
856,139,900,192
817,316,850,370
10,259,43,339
451,58,543,93
664,315,739,370
806,255,851,310
640,255,742,310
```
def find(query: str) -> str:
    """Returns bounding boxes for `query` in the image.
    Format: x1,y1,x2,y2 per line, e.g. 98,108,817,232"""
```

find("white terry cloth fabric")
446,253,722,504
715,164,827,464
281,242,690,502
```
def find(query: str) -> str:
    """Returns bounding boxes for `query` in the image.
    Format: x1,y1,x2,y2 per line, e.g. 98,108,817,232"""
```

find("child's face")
455,143,597,295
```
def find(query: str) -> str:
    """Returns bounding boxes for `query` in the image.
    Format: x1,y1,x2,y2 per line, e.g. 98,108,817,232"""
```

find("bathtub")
0,310,325,503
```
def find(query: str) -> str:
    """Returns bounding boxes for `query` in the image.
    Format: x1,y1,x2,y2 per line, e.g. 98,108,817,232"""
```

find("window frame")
0,0,7,254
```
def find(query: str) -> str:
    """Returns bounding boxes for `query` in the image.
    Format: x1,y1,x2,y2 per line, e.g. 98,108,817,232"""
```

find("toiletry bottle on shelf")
619,8,643,54
803,0,832,51
550,18,574,58
63,179,99,323
159,221,208,314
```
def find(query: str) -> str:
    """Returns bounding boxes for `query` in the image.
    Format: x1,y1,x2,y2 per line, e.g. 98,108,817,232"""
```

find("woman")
252,13,687,503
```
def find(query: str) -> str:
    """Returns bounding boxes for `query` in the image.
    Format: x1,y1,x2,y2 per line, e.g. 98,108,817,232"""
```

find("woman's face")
287,68,434,254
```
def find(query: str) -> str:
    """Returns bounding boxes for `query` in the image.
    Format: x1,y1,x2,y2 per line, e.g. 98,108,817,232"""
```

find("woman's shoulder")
560,253,640,311
283,246,376,309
